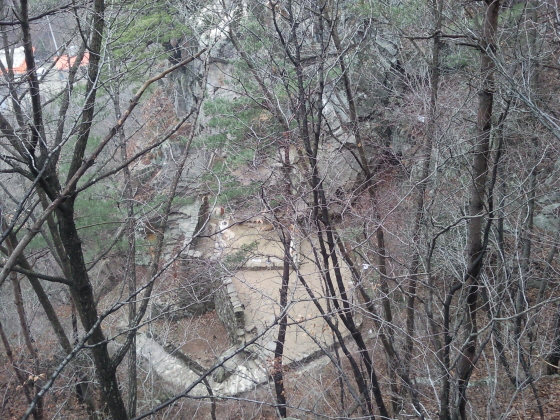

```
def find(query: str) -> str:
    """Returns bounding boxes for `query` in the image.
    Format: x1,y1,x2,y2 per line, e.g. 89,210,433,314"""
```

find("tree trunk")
57,211,128,419
455,2,499,419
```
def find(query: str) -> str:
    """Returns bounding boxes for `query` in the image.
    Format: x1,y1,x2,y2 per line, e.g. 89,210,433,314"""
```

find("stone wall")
214,277,245,345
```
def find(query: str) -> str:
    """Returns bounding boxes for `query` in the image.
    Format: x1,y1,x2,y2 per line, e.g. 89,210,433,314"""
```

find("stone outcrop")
214,277,245,344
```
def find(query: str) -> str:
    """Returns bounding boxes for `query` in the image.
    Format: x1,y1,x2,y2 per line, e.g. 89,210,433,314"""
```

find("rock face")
211,366,230,383
535,202,560,232
214,277,245,344
161,200,207,262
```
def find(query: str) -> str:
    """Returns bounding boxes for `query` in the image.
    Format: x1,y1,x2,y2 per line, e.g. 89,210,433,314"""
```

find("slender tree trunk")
455,3,499,419
10,272,36,359
273,238,290,418
57,211,128,419
272,135,294,417
9,271,43,419
111,68,138,418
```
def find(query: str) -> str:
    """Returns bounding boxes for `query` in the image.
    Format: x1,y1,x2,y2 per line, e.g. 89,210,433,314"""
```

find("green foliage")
172,195,196,208
204,96,261,148
109,2,190,57
204,94,274,172
203,161,258,203
74,181,124,260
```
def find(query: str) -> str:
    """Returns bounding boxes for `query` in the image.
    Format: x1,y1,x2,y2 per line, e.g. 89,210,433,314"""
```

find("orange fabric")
10,60,27,74
53,52,90,71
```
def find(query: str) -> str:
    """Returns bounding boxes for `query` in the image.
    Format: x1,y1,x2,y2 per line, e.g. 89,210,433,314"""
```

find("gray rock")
212,366,231,383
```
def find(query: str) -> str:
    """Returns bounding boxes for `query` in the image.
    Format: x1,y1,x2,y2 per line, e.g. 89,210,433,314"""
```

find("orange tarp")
9,60,27,74
53,52,89,71
0,46,29,74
